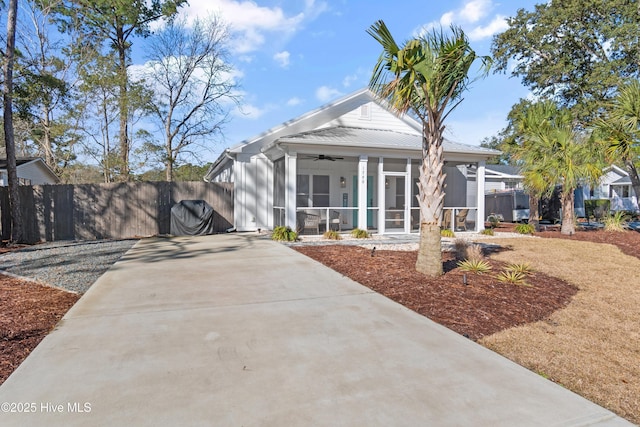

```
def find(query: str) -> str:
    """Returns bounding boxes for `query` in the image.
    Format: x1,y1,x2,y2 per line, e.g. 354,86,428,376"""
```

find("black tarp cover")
170,200,215,236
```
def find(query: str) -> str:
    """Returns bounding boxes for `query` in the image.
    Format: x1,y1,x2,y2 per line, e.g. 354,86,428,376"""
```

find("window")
610,185,630,198
297,174,330,207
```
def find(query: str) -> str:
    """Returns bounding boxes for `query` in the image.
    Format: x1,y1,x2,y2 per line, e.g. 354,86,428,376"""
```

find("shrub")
465,243,484,261
505,262,533,275
487,214,501,229
480,228,494,236
350,228,370,238
441,229,455,238
497,270,530,286
515,223,535,235
454,239,468,260
603,211,628,232
323,230,342,240
457,258,492,274
271,226,297,242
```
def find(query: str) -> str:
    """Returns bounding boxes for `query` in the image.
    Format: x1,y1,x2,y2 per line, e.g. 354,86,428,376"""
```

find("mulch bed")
0,275,79,385
295,246,577,341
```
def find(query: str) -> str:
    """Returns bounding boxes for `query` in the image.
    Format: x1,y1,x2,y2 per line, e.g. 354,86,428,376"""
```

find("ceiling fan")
304,154,344,161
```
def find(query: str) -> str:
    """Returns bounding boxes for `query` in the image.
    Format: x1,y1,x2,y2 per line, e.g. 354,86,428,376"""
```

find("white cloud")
315,86,343,102
235,103,270,119
415,0,503,41
468,15,508,41
342,67,368,88
459,0,491,23
286,97,303,106
273,51,291,68
180,0,328,54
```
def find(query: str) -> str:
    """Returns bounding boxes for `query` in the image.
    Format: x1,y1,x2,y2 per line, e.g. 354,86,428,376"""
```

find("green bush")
480,228,494,236
603,211,628,232
350,228,370,238
487,214,501,229
457,258,492,274
323,230,342,240
515,223,535,235
271,226,298,242
441,229,455,238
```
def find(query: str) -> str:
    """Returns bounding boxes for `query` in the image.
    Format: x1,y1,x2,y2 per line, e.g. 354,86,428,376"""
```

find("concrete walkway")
0,234,632,426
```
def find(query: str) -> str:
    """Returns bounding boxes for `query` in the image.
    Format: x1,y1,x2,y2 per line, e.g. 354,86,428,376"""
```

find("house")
473,164,639,221
0,157,59,186
204,89,499,234
578,165,639,214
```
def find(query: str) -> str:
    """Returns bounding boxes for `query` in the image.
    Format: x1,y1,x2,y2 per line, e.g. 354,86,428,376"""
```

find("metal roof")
276,126,499,156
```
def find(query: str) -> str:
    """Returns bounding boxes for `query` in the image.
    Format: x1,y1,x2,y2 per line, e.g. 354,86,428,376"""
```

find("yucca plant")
457,258,492,274
350,228,370,238
505,262,533,275
497,270,530,286
323,230,342,240
602,211,628,232
515,223,535,235
271,226,298,242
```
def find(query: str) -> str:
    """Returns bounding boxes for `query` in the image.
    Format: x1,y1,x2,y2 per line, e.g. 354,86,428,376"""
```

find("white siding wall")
324,102,420,134
235,154,273,231
14,162,57,185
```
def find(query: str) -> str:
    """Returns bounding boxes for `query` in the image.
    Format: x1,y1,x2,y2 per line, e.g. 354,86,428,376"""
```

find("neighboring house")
577,165,639,214
0,157,59,186
204,88,499,234
473,164,639,220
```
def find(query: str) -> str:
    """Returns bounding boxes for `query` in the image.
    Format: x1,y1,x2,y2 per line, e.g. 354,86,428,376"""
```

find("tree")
3,0,23,243
368,20,490,276
14,0,76,174
55,0,186,180
516,101,603,235
492,0,639,123
596,80,640,203
144,15,238,181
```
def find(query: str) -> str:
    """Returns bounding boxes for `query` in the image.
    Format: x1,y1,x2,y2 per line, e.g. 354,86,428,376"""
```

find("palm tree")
368,20,490,276
519,101,602,235
596,80,640,202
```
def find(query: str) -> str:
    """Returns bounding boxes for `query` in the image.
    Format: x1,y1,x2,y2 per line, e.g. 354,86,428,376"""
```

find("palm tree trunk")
560,190,575,235
415,128,445,277
528,193,540,231
624,159,640,209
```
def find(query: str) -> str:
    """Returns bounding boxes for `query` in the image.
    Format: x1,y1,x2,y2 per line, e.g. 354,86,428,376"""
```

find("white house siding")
324,102,420,134
235,154,273,231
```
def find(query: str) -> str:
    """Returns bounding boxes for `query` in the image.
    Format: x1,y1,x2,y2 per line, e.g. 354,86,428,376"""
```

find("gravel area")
288,231,536,251
0,239,138,294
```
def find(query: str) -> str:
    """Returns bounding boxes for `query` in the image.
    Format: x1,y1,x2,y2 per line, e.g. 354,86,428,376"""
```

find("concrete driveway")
0,234,632,426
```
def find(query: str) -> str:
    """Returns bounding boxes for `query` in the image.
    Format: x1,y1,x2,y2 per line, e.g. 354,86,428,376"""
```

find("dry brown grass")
479,237,640,424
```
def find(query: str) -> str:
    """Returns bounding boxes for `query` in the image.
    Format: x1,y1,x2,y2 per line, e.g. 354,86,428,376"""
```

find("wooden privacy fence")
0,181,234,243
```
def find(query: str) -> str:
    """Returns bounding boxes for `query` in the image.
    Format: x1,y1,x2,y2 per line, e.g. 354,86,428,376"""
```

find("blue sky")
144,0,541,163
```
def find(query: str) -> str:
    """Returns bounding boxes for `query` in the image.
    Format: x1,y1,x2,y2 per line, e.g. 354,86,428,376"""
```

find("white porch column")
476,160,486,232
358,155,368,230
405,158,411,233
377,157,385,234
285,152,297,230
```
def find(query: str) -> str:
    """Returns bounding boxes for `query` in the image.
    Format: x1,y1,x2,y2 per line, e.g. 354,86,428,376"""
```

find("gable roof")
205,88,499,181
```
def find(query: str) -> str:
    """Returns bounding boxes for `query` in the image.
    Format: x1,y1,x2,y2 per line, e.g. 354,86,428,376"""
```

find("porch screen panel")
312,175,330,207
274,158,285,206
297,175,310,207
